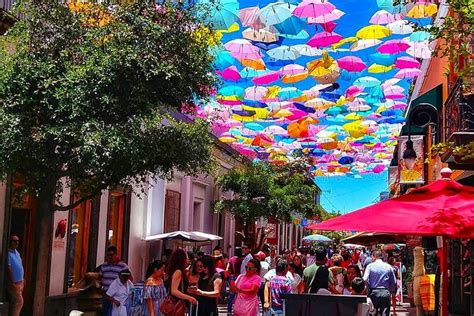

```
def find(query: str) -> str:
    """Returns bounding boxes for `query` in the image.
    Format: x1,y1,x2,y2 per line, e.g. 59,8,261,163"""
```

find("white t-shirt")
106,278,134,316
259,261,270,281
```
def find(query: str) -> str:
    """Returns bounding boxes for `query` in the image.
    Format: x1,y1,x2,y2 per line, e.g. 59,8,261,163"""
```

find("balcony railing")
444,79,474,142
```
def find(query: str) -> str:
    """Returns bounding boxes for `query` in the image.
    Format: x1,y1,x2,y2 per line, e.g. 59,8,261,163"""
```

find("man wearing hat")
105,269,133,316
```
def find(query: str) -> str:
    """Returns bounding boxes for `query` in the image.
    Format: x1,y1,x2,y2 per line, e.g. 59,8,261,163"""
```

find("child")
351,277,375,316
106,269,134,316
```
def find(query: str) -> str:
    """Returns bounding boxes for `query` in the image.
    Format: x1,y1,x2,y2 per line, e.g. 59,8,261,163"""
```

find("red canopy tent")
308,179,474,238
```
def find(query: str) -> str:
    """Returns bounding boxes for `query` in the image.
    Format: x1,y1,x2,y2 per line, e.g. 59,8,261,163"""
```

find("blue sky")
314,171,389,214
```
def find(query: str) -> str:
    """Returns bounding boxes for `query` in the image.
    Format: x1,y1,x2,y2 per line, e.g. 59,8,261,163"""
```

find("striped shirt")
100,261,128,291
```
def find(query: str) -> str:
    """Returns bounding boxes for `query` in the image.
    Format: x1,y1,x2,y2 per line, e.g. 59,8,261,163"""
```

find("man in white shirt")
106,269,134,316
240,243,253,275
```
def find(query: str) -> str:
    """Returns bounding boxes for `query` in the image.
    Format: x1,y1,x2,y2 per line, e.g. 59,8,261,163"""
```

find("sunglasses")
245,266,257,271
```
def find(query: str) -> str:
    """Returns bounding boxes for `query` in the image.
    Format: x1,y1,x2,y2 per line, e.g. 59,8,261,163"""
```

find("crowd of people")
97,243,403,316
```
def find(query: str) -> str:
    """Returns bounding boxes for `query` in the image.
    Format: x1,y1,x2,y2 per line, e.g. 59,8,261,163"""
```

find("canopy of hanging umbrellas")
195,0,439,176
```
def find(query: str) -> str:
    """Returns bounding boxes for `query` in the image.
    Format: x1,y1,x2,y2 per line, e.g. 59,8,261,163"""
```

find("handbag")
160,279,186,316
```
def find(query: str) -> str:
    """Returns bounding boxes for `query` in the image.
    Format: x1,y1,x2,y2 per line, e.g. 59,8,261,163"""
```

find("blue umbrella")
258,2,295,25
213,50,235,70
280,30,310,40
410,31,433,42
240,68,268,78
267,45,301,60
274,16,306,36
218,85,245,96
302,234,332,243
369,52,396,66
198,0,239,30
339,156,355,165
278,87,302,100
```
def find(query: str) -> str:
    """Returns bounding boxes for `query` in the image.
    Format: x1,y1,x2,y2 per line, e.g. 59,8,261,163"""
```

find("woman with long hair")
343,264,362,295
231,259,261,316
191,255,222,316
292,255,305,277
329,254,347,294
167,249,197,307
144,260,167,316
188,258,203,289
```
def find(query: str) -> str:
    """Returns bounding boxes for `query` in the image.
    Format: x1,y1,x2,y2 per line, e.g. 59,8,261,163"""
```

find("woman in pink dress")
230,259,261,316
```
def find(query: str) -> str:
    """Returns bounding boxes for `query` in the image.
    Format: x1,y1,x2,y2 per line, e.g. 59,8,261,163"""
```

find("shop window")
164,190,181,233
106,190,131,260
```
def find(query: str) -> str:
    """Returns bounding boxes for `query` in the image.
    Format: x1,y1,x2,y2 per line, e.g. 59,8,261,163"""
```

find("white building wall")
127,192,148,281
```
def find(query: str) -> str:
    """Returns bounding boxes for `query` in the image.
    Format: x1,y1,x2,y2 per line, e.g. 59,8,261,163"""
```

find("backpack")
309,265,329,294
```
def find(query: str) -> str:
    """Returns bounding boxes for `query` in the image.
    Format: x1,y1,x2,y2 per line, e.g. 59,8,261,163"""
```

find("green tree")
0,1,217,314
215,160,325,249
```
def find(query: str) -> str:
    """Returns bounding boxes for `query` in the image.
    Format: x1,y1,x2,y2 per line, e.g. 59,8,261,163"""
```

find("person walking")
7,235,24,316
106,269,134,316
167,249,197,313
144,260,167,316
240,244,253,275
100,246,130,316
303,248,335,294
363,250,396,316
231,259,261,316
264,260,293,315
192,255,222,316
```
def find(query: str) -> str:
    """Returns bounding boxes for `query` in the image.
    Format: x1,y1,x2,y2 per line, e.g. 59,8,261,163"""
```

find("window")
67,197,93,289
106,190,131,260
164,190,181,233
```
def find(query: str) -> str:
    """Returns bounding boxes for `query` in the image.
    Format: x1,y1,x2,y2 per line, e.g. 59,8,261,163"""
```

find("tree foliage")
0,0,218,205
215,160,324,224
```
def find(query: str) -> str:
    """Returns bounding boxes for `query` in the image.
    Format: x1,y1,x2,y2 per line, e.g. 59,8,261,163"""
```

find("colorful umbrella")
356,25,391,39
353,76,381,88
252,71,280,85
280,64,307,75
217,65,241,81
350,39,382,51
292,44,323,56
242,28,278,43
244,86,268,100
267,45,301,60
377,39,410,54
307,9,345,24
336,56,367,72
258,2,295,25
394,68,422,79
407,2,438,18
368,63,394,73
406,42,432,59
395,56,420,69
369,9,396,25
308,31,343,48
224,39,261,59
293,0,336,18
387,20,414,34
274,15,305,35
199,0,239,30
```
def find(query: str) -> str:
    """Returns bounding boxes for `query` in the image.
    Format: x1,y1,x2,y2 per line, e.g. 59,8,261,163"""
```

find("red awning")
309,179,474,238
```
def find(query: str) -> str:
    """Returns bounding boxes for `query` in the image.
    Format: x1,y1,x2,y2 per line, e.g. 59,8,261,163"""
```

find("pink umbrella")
280,64,307,75
240,7,265,30
318,21,337,32
383,85,405,99
217,66,241,81
287,109,307,121
252,71,280,85
377,39,410,54
294,0,336,18
369,10,396,25
245,86,268,100
217,98,241,105
393,102,408,110
224,39,262,59
395,56,420,69
394,68,422,79
307,9,345,24
372,164,385,173
345,85,364,97
308,31,343,48
336,56,367,72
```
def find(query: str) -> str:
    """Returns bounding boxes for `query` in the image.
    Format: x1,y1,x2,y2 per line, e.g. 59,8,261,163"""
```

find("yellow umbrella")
219,136,237,143
407,3,438,18
343,121,367,137
220,22,240,33
356,25,391,39
273,109,293,118
308,51,340,84
239,58,266,70
368,63,394,73
265,86,281,98
281,72,309,83
313,169,325,176
332,36,358,49
242,106,269,119
219,95,242,101
232,114,256,122
344,113,363,121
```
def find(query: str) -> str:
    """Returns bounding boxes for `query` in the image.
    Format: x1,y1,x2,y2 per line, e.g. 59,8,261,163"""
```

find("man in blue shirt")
7,235,24,316
363,250,396,316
